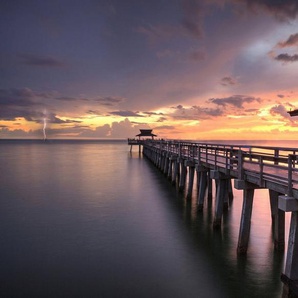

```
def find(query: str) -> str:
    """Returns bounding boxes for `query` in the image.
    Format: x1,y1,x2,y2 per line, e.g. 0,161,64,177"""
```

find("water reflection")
0,141,291,298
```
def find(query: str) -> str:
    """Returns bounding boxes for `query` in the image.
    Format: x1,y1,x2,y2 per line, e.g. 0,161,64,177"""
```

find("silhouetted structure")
136,129,157,139
288,109,298,117
128,129,157,152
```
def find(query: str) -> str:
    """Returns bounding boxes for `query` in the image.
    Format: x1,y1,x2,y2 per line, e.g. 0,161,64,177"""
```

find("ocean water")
0,139,295,297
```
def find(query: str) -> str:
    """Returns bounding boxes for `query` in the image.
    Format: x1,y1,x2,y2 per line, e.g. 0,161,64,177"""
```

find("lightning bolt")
43,117,47,141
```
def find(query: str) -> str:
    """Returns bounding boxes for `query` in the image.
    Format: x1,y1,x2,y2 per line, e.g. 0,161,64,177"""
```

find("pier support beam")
285,211,298,279
172,159,179,185
234,180,264,254
186,161,195,199
228,179,234,203
163,154,169,175
237,188,254,254
179,159,187,192
269,189,285,250
160,153,165,171
196,165,208,211
210,170,230,229
279,196,298,297
207,171,213,201
167,158,173,180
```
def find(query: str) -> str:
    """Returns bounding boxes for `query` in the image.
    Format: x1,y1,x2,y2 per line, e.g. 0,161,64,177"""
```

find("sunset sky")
1,0,298,140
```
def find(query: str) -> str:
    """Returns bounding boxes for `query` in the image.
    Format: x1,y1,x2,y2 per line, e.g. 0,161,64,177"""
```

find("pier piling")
196,165,208,211
269,189,285,250
186,161,195,199
179,159,187,192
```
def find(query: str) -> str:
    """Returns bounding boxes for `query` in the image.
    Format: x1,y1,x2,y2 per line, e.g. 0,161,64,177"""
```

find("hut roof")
288,109,298,117
136,129,157,137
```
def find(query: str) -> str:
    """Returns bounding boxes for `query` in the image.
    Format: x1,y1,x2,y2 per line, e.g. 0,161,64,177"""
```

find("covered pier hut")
136,129,157,140
288,109,298,117
128,129,157,152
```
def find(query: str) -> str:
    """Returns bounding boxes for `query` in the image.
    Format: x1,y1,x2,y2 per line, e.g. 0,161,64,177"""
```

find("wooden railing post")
274,149,278,165
259,156,264,187
238,149,244,180
288,154,294,197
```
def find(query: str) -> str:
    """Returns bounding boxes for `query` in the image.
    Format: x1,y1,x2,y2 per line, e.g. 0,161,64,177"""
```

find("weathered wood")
187,166,195,199
167,159,173,180
269,190,285,250
284,211,298,280
279,196,298,212
197,170,207,211
179,160,187,192
163,155,169,174
207,171,213,201
228,179,233,202
172,159,179,185
237,188,254,254
213,176,228,229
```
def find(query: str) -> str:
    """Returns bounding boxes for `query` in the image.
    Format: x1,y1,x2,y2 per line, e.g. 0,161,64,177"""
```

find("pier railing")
142,140,298,197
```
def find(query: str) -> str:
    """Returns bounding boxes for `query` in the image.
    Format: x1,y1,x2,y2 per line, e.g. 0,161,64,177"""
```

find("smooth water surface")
0,140,293,297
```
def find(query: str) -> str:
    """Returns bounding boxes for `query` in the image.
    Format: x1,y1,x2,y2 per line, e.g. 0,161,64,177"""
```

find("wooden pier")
128,138,298,297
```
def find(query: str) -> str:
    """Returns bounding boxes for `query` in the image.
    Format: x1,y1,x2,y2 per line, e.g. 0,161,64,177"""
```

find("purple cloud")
220,76,237,86
233,0,298,20
277,33,298,47
18,54,67,67
209,95,261,108
274,53,298,62
109,110,144,117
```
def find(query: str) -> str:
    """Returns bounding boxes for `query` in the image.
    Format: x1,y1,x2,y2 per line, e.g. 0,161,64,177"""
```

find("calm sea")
0,139,296,298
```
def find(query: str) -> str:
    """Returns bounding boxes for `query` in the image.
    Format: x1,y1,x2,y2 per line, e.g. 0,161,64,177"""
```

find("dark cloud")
18,54,67,67
142,111,164,116
189,50,205,61
136,0,205,45
157,116,168,122
86,110,102,115
244,108,259,113
192,105,224,117
233,0,298,20
94,96,125,106
274,53,298,62
55,96,123,106
277,94,285,98
170,104,223,120
220,76,237,86
0,88,50,121
47,115,82,124
209,95,261,108
277,33,298,47
0,88,43,107
181,0,204,39
109,110,144,117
